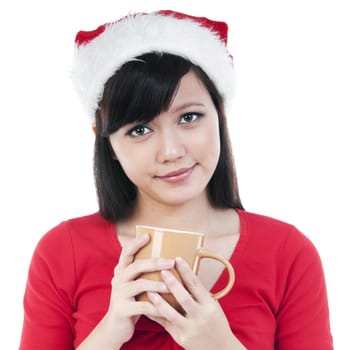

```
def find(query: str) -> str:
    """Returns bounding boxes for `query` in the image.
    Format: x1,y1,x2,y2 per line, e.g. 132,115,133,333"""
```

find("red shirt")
19,210,333,349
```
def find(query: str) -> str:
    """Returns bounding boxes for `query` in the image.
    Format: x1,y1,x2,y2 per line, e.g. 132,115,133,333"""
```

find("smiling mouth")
157,165,195,183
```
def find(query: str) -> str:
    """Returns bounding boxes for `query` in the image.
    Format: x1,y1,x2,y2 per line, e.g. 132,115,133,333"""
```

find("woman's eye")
128,125,151,137
179,112,203,124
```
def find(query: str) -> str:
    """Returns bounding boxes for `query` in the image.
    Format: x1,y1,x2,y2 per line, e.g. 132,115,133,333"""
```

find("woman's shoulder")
63,212,111,229
236,210,325,288
239,209,296,231
237,209,318,256
34,212,115,257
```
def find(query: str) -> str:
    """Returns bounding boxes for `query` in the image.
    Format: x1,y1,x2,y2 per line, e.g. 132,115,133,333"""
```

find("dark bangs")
99,52,192,135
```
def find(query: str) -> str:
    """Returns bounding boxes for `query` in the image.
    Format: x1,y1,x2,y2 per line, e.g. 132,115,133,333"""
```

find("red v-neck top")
19,210,333,349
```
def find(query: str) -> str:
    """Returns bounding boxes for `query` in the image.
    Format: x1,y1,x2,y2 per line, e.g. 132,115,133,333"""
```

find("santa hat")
72,10,236,124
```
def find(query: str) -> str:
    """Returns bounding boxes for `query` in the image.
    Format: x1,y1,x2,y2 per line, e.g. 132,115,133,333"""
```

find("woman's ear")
92,125,97,134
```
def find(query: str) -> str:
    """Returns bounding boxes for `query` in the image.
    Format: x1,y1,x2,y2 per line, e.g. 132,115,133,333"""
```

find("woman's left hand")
146,257,246,350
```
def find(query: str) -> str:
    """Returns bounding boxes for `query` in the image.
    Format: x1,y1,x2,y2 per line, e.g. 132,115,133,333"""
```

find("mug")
134,225,235,313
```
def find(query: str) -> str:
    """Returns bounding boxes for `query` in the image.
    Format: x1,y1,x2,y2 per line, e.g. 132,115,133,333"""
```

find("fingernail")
161,269,173,281
147,291,160,301
175,256,185,265
137,234,149,243
159,283,169,292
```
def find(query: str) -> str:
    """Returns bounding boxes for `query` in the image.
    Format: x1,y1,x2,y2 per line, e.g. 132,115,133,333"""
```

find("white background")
1,0,349,348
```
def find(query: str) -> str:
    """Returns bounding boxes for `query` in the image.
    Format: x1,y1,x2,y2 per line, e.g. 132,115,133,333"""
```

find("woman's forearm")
76,313,125,350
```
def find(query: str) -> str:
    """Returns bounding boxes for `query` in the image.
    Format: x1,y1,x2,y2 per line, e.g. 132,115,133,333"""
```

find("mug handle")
197,248,235,299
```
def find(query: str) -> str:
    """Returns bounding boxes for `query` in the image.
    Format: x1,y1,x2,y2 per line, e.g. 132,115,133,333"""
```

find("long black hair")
94,52,243,221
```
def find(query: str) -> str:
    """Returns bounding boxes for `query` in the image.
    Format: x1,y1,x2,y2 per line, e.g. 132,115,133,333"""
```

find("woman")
19,10,333,350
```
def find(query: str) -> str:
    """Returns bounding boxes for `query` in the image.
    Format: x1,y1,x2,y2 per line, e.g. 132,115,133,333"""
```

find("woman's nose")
156,130,186,163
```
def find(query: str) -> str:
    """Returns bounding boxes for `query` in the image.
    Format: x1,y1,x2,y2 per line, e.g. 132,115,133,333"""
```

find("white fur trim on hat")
71,11,236,124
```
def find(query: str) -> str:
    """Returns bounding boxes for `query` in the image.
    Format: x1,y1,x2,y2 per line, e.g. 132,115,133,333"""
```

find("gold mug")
134,225,235,313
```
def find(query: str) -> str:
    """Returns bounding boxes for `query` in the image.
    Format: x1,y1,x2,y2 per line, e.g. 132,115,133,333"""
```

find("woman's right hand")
77,233,174,350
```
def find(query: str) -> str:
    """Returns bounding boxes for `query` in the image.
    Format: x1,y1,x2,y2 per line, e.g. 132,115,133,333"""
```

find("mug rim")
135,225,205,236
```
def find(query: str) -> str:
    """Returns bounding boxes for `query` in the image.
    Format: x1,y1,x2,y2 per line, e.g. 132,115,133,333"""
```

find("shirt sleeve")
19,223,76,350
275,227,333,350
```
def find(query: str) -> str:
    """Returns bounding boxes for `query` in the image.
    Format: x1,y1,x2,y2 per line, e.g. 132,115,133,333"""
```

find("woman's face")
109,70,221,208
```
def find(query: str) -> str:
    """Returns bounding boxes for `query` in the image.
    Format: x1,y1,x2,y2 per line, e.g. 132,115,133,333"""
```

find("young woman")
19,10,333,350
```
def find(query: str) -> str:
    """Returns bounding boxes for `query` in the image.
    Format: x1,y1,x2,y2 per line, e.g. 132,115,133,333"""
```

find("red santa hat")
72,10,236,124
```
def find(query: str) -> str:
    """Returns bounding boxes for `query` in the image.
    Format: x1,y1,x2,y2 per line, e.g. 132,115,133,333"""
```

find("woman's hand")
146,257,246,350
77,234,174,350
108,234,174,343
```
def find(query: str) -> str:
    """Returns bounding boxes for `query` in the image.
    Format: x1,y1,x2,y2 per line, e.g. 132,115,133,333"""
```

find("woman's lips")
157,166,195,183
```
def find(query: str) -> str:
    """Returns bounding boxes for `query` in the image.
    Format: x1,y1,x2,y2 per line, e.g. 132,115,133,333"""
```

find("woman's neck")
116,196,238,244
128,193,220,234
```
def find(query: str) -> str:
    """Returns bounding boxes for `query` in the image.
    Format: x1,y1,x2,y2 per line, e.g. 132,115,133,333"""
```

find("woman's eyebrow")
170,102,205,113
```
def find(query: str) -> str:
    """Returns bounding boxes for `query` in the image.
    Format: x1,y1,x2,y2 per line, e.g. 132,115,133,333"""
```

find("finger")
124,279,169,298
125,258,175,281
145,313,174,329
160,269,197,314
174,257,209,303
116,234,150,270
122,300,161,318
113,257,174,288
147,292,184,324
145,314,166,326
